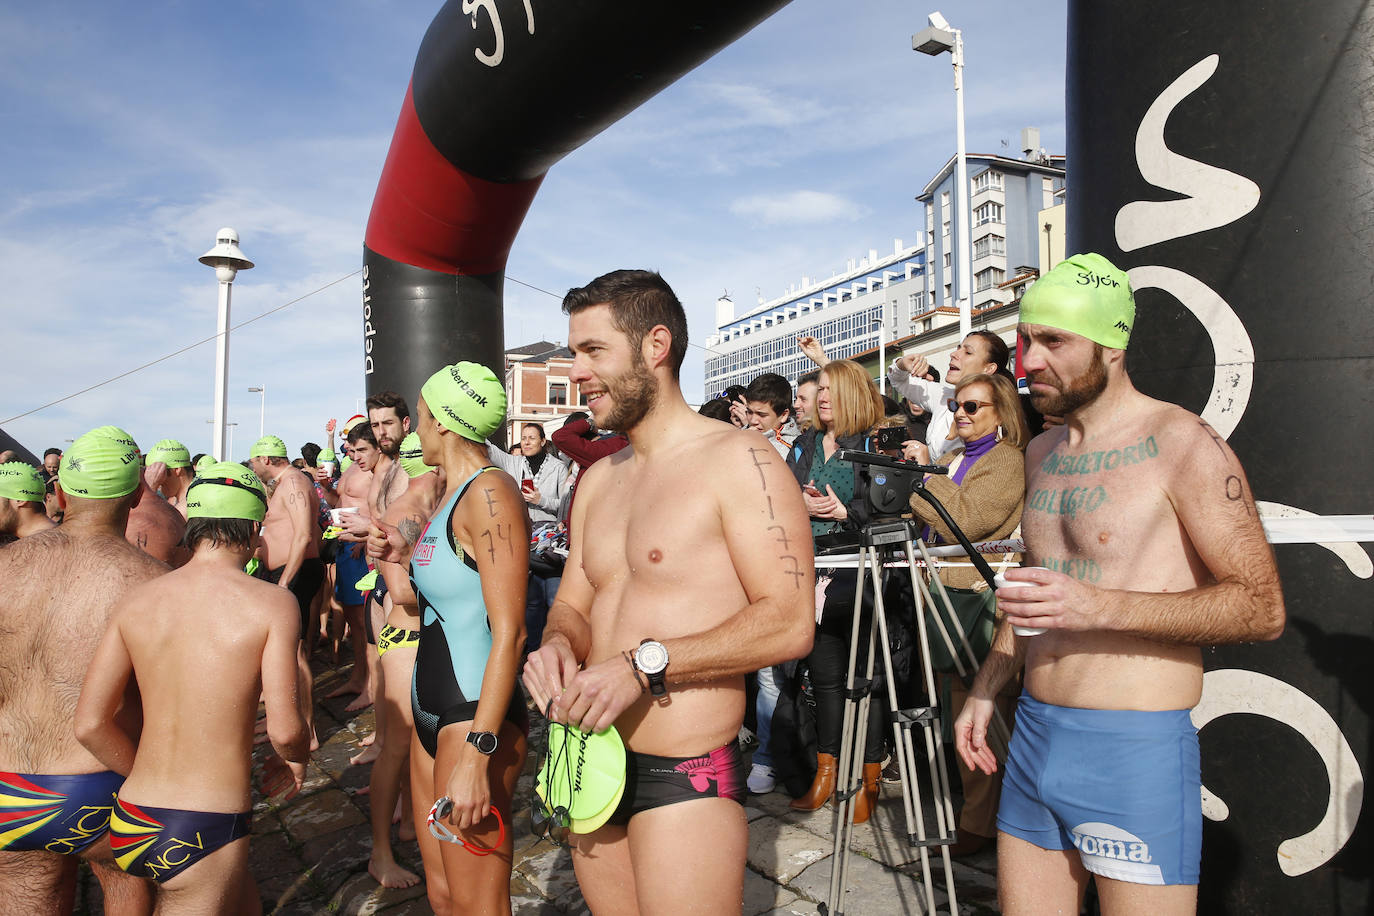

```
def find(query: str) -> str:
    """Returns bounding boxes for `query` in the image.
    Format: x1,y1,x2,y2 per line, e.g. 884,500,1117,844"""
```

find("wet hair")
300,442,321,467
346,424,377,447
698,399,734,423
562,270,688,378
955,373,1030,450
745,373,792,419
819,360,885,438
184,516,258,553
366,390,410,422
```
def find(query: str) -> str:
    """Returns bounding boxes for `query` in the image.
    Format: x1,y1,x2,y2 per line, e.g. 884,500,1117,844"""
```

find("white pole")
212,277,233,461
952,28,972,341
879,305,888,397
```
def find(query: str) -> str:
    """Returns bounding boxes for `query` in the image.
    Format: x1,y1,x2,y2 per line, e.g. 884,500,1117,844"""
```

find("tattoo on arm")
778,555,804,589
399,516,423,546
482,487,498,518
747,448,770,489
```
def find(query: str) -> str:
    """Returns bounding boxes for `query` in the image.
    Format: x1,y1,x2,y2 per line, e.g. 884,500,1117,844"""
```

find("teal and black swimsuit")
409,467,526,758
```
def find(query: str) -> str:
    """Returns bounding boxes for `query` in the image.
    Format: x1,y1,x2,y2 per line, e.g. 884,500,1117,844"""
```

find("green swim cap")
146,438,191,469
1019,253,1135,349
536,723,626,828
340,453,353,471
421,362,506,444
185,461,268,522
319,449,336,463
194,454,216,474
249,435,289,459
397,432,432,478
60,428,142,499
0,462,46,502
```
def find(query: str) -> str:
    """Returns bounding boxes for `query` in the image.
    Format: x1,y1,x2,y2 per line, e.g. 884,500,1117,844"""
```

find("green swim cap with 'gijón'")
249,435,289,459
185,461,268,522
0,462,46,502
1019,252,1135,350
421,361,506,444
60,427,142,499
397,432,433,478
146,438,191,468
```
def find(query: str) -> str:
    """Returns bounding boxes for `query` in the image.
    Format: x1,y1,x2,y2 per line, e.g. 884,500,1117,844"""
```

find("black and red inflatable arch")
365,1,1372,910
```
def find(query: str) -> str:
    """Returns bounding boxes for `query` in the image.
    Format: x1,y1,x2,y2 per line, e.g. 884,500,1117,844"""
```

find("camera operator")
785,359,889,823
903,371,1029,856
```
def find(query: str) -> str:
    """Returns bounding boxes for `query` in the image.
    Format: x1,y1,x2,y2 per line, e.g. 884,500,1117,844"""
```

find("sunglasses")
532,700,573,847
948,398,995,416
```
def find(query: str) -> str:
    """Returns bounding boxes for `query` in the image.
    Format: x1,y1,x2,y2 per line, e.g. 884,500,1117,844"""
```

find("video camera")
834,447,946,519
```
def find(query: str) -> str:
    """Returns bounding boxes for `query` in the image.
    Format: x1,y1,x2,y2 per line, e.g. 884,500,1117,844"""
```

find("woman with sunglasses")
785,359,891,823
902,371,1029,857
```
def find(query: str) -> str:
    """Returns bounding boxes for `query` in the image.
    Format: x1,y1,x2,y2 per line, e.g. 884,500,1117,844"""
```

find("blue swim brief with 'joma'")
997,692,1201,886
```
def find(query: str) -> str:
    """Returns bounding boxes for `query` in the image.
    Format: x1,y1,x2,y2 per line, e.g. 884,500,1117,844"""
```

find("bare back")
1022,395,1260,710
571,417,811,756
0,529,167,773
126,486,189,567
113,566,300,811
259,470,320,568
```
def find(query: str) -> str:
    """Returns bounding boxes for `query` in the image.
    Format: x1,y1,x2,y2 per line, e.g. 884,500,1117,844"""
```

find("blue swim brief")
0,770,124,854
109,796,251,883
997,692,1201,886
334,542,370,606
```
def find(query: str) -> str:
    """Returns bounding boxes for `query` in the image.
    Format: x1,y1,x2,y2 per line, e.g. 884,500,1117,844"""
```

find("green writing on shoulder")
1027,485,1109,518
1040,436,1159,476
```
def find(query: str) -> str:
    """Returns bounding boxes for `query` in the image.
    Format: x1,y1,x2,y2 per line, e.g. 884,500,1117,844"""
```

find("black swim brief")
607,743,746,826
254,557,326,637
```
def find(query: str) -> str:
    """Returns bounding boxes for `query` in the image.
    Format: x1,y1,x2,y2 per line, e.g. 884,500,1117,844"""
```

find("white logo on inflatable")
1116,54,1369,878
463,0,536,69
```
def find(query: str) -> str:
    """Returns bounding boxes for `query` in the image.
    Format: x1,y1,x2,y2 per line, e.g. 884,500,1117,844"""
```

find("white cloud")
729,190,864,227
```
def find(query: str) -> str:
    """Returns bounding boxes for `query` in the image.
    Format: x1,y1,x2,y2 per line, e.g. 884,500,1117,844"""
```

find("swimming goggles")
426,797,506,856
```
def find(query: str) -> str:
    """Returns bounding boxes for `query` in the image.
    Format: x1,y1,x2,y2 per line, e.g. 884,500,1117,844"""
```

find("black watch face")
470,731,498,755
636,641,668,674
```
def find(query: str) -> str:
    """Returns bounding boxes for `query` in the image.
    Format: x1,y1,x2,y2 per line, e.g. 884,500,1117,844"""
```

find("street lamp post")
226,422,239,461
873,308,888,397
199,229,254,461
914,11,972,340
248,385,266,439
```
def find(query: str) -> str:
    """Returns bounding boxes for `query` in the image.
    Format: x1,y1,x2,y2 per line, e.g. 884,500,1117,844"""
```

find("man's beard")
378,437,400,459
599,356,658,434
1028,348,1107,416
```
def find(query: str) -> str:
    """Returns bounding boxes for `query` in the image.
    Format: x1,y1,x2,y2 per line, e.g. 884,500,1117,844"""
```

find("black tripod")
819,452,1013,915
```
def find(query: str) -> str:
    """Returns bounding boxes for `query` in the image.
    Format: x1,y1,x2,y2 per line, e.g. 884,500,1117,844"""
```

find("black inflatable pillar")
1067,1,1373,910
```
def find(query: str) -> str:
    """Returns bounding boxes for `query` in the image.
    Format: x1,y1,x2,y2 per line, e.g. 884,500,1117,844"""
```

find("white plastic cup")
996,567,1049,636
321,460,336,476
328,506,360,527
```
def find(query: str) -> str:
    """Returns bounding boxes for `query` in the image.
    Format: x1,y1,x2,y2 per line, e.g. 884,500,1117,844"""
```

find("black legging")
808,570,887,764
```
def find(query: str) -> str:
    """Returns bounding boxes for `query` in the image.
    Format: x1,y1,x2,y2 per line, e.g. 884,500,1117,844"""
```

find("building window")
973,170,1003,193
908,291,922,320
975,267,1005,292
941,190,950,210
973,234,1006,259
974,202,1003,226
925,204,934,232
943,252,951,269
922,317,933,332
548,381,567,405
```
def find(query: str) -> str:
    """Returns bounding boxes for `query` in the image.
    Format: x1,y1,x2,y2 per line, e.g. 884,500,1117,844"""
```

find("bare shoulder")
1025,425,1067,467
574,443,634,496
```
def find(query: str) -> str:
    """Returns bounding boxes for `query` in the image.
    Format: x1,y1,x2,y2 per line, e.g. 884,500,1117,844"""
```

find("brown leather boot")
789,753,837,810
851,763,882,824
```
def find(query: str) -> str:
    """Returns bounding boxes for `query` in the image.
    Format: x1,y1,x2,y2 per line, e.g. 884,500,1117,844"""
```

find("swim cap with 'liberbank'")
0,462,46,502
1019,253,1135,349
397,432,433,478
60,427,142,498
421,362,506,444
146,438,191,468
185,461,268,522
249,435,289,459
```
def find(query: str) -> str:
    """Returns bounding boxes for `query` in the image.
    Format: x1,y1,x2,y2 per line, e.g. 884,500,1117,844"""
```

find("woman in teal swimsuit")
388,362,529,915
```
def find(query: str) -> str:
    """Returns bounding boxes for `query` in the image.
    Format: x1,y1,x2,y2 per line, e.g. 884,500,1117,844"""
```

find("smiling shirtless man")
954,254,1285,915
522,270,815,915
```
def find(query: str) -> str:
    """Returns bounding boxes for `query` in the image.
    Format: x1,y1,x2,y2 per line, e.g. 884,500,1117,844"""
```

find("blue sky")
0,1,1065,460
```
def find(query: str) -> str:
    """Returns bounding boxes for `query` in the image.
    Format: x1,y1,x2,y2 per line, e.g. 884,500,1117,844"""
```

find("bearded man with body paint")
521,269,814,915
954,253,1285,915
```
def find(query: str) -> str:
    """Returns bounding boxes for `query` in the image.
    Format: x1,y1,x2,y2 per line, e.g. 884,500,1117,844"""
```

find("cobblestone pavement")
75,647,1001,914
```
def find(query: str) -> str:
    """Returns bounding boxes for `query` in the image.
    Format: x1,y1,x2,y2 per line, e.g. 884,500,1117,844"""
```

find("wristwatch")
633,639,670,697
465,731,499,755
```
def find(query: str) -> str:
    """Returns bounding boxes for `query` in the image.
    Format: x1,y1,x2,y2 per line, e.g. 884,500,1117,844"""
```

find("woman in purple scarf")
903,371,1029,857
